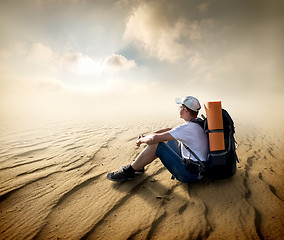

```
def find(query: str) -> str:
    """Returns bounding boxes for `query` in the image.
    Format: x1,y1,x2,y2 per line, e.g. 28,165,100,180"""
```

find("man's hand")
136,135,145,147
136,132,174,147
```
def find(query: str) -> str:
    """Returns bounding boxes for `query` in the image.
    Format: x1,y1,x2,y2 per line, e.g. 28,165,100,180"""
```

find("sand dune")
0,116,283,239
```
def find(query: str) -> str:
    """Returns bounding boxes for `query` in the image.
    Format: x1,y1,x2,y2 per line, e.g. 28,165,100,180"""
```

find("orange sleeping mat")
204,101,225,151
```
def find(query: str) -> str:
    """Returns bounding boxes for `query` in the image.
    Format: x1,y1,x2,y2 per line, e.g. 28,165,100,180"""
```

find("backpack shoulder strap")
190,117,205,129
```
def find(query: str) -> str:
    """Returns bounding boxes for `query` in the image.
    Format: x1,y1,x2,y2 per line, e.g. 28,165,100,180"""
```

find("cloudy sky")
0,0,283,119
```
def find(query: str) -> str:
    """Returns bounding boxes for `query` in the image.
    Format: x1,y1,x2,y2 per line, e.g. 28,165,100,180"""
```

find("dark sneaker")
106,165,144,182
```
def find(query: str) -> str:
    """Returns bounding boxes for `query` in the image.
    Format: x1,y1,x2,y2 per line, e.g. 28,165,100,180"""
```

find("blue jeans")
155,140,200,183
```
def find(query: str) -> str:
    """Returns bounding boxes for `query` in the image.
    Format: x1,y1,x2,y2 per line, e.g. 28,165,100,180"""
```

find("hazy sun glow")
76,56,103,75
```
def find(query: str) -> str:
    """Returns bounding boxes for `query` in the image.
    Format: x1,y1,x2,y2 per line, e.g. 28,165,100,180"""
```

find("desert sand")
0,115,283,240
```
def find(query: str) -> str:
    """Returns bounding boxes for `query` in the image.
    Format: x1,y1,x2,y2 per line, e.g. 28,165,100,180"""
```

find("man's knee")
142,143,158,157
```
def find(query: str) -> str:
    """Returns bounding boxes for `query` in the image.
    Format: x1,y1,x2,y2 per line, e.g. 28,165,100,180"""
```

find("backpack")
185,109,239,179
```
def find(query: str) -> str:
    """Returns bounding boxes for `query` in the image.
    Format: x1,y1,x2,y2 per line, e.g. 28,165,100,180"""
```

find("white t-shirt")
169,121,208,162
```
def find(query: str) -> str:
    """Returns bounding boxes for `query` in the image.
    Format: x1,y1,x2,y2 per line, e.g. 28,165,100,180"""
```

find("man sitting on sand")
106,96,208,183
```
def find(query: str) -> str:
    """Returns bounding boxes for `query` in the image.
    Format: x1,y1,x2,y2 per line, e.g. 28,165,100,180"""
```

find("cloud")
103,54,136,71
124,2,215,62
28,42,56,63
197,2,210,14
188,52,206,69
25,43,136,75
27,42,103,75
29,0,87,8
60,51,136,75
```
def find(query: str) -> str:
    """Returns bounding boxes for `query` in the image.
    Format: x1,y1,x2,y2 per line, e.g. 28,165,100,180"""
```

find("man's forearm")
154,128,172,134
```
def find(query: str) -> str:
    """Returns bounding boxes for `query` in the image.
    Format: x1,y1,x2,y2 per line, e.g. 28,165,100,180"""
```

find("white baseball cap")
175,96,201,111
